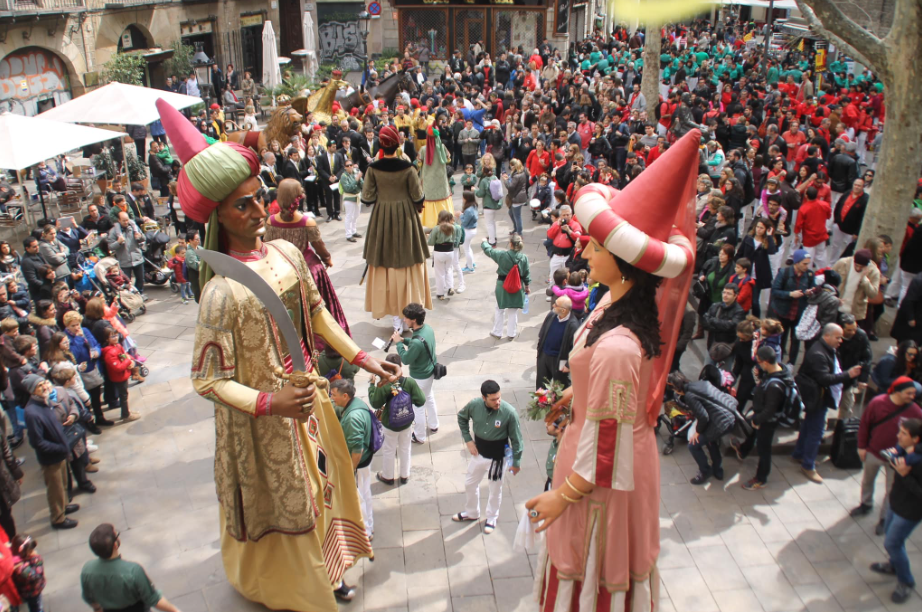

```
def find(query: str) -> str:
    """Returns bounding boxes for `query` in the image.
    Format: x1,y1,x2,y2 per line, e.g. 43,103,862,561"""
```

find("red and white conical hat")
573,129,700,278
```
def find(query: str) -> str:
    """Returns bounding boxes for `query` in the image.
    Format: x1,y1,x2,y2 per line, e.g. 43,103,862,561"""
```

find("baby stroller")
92,257,147,323
656,396,695,456
142,221,174,289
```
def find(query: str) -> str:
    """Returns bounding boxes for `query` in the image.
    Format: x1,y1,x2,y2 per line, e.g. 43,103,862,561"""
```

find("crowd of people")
1,11,921,610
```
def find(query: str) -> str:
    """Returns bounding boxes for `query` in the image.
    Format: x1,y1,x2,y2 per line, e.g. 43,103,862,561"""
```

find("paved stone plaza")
17,191,922,612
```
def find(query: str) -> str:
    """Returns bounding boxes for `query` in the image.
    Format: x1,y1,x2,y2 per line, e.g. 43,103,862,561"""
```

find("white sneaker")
87,443,99,453
456,286,465,294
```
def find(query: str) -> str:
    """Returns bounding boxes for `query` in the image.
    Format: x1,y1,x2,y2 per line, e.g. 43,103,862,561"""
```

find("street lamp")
192,42,215,106
359,10,371,89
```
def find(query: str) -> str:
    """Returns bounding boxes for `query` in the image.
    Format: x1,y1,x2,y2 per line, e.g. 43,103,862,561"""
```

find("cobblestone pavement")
22,189,922,612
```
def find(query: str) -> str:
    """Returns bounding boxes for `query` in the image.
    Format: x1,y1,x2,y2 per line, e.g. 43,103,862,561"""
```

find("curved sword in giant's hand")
196,249,329,409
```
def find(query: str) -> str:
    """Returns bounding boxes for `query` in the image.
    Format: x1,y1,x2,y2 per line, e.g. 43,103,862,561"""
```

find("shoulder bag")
418,337,447,380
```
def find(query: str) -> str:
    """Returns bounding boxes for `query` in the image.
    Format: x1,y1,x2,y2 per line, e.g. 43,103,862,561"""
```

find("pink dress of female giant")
537,293,660,612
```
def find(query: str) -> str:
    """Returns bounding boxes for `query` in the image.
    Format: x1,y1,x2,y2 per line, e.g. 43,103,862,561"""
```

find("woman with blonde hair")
477,151,496,179
482,233,530,339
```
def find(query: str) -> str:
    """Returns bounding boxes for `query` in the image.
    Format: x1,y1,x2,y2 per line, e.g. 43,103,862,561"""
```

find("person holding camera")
392,303,439,444
869,417,922,604
545,205,583,291
852,377,922,532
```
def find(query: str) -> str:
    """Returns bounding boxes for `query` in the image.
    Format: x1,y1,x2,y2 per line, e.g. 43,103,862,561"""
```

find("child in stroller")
92,258,147,323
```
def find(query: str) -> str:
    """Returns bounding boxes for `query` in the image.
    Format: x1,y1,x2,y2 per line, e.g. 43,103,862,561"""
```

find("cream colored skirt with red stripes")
534,524,660,612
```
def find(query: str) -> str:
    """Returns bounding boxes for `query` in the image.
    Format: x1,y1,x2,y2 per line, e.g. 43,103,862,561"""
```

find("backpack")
359,408,385,469
830,417,863,469
489,177,504,201
503,259,523,293
324,359,345,382
386,378,416,430
765,376,805,428
741,164,756,203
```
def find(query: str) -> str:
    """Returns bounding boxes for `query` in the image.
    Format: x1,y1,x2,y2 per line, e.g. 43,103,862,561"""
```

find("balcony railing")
0,0,86,13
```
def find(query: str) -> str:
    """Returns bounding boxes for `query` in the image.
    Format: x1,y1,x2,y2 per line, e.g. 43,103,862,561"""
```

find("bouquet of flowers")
524,378,567,422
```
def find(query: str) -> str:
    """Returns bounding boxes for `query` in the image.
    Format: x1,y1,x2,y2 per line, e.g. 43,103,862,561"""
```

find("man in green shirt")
81,523,181,612
451,380,523,534
330,379,375,539
370,353,427,486
391,303,439,444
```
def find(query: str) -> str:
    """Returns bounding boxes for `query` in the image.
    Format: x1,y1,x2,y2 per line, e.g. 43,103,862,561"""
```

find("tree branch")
795,0,890,79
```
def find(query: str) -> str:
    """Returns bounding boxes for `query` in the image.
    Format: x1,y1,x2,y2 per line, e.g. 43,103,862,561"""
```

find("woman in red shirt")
526,140,551,178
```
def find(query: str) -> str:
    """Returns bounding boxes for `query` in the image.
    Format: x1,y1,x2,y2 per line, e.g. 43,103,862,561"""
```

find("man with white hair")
536,296,580,388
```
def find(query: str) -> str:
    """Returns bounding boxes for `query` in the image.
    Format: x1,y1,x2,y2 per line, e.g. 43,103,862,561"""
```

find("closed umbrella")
303,11,319,81
262,21,282,106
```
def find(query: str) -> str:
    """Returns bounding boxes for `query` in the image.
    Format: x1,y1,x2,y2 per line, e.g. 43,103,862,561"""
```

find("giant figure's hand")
363,356,400,386
271,383,317,421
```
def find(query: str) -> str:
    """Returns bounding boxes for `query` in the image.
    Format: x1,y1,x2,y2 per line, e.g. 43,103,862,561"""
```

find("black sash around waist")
433,243,454,252
104,601,146,612
551,246,573,257
475,435,508,481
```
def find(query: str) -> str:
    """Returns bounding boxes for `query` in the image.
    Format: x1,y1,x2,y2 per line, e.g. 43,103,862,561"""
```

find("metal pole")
766,0,775,54
120,137,129,186
38,182,47,222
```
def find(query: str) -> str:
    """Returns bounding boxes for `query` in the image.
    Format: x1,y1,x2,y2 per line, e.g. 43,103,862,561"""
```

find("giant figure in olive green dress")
361,125,433,322
418,126,454,228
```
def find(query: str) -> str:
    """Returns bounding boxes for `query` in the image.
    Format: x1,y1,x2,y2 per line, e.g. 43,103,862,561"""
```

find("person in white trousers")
451,380,524,533
330,379,375,539
428,212,458,299
460,193,479,272
371,354,427,486
392,303,440,444
339,160,363,242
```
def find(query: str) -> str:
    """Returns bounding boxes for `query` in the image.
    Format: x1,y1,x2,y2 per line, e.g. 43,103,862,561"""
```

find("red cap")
210,103,220,110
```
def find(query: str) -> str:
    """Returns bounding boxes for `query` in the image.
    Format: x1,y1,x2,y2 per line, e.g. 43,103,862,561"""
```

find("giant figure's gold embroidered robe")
191,239,370,612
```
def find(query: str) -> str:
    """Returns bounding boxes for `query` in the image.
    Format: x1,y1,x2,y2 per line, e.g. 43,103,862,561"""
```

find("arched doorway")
117,25,152,52
0,47,74,116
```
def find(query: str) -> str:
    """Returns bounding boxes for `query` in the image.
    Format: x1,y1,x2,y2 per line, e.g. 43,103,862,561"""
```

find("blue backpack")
386,378,416,430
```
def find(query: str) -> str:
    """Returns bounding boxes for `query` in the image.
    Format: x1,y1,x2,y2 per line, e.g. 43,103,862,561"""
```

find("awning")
38,82,202,126
0,111,126,171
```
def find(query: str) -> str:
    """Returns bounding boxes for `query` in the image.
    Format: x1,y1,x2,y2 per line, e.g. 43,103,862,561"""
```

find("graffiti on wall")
0,48,70,102
318,21,366,71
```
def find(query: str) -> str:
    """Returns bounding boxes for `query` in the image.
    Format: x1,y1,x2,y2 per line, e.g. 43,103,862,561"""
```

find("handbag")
80,364,105,390
691,278,708,300
63,421,86,451
418,337,447,380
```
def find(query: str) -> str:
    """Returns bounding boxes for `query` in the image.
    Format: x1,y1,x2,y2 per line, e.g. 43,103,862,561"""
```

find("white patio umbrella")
303,12,319,81
0,111,127,221
37,82,202,126
262,21,283,105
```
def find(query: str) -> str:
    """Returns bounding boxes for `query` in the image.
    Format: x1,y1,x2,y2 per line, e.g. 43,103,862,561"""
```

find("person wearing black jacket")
20,236,54,304
838,314,872,419
830,178,868,261
827,140,859,196
741,346,794,489
147,141,172,198
280,148,304,183
703,284,746,348
23,373,80,529
536,297,580,389
317,141,345,220
494,54,511,88
669,373,738,484
793,323,862,483
869,417,922,604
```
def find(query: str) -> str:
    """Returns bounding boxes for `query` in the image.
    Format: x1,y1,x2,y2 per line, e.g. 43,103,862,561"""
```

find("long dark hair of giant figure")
586,254,663,359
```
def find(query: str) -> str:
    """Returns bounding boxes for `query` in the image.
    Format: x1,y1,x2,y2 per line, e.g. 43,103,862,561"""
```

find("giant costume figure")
155,99,398,612
527,130,700,612
361,125,432,329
